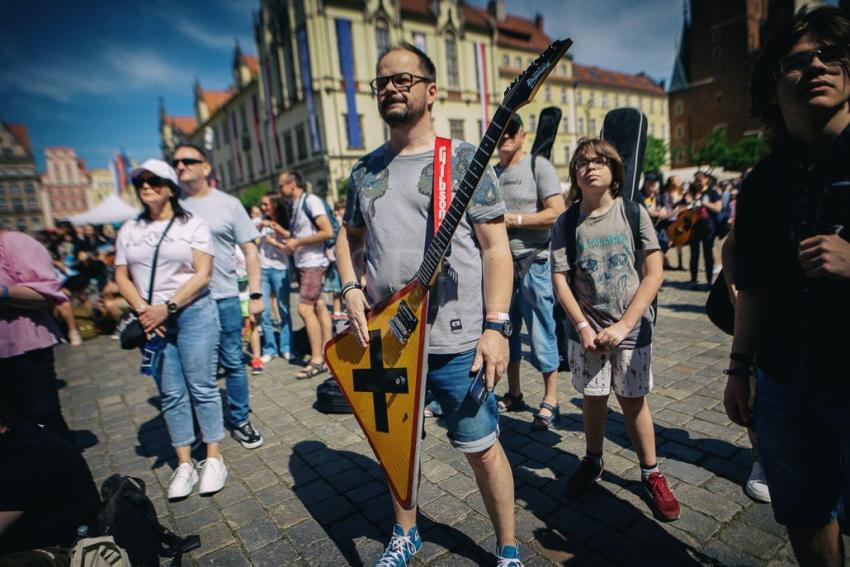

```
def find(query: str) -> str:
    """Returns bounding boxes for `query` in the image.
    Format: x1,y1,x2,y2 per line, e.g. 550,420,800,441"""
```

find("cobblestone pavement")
55,270,815,566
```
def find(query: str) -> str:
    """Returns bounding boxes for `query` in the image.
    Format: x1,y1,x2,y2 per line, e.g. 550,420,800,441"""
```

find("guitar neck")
415,105,513,287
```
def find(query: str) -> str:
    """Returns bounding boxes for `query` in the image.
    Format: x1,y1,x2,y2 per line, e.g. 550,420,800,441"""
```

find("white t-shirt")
258,225,289,271
115,216,215,305
290,193,330,269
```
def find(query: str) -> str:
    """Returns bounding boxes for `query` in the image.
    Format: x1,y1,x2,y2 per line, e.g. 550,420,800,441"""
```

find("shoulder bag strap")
145,216,177,304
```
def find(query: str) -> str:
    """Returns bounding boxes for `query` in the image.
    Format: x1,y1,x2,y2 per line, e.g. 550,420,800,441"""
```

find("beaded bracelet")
340,281,361,298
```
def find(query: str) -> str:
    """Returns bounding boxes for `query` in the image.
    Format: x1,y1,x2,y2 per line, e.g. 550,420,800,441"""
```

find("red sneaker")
250,358,264,375
643,472,680,521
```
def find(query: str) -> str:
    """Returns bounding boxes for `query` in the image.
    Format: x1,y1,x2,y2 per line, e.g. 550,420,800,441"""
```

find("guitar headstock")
502,38,573,112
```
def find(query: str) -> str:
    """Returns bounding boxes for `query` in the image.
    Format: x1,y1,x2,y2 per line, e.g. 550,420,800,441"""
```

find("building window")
449,119,464,140
590,118,597,135
295,125,308,160
650,99,656,113
576,90,583,104
560,63,567,76
675,123,684,140
544,86,551,103
445,34,459,88
578,117,584,133
284,131,294,164
376,20,390,57
344,114,365,148
562,117,569,132
674,99,685,116
502,54,510,67
601,93,608,109
413,32,426,53
615,94,620,107
564,145,571,164
588,92,595,107
560,88,567,104
529,114,537,131
514,56,522,68
227,160,236,185
24,182,35,194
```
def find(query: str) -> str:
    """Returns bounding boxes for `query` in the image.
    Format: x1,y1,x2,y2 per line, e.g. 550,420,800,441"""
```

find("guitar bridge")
388,300,419,344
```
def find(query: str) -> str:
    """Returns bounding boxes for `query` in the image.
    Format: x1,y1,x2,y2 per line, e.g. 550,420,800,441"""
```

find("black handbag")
705,269,734,335
118,217,177,350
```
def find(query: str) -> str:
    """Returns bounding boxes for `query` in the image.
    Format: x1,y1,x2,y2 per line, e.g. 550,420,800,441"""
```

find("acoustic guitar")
666,204,703,247
324,38,573,509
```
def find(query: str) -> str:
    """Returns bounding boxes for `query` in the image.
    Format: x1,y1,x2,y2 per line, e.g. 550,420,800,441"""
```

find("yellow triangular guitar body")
324,280,429,509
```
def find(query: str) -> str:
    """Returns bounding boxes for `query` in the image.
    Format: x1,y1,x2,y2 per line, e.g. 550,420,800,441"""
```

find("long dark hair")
136,181,191,222
751,7,850,141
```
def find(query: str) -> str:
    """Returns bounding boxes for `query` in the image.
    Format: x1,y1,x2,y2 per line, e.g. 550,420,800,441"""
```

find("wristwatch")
483,319,512,337
166,301,178,315
249,292,263,300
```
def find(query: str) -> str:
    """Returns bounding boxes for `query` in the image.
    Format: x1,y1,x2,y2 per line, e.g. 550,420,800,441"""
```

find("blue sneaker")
497,544,523,567
373,523,422,567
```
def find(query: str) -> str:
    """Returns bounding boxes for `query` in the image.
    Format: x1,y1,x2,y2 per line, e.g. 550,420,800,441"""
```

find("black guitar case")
530,106,562,161
601,108,648,202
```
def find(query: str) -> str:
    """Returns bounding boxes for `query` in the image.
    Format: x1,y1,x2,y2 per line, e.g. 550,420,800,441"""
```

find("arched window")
375,20,390,59
445,34,459,88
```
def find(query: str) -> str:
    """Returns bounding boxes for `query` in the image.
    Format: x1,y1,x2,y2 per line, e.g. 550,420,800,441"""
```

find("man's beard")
380,97,424,127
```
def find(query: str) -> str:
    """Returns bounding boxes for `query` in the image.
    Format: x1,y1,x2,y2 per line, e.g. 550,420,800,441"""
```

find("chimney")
487,0,505,22
534,13,543,30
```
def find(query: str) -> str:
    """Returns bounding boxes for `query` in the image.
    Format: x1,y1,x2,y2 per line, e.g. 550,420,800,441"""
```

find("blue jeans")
156,293,224,447
754,368,850,527
260,268,292,356
217,296,251,427
427,349,499,453
508,256,559,373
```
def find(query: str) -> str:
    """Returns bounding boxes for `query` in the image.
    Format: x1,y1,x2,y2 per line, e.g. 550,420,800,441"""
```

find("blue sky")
1,0,690,172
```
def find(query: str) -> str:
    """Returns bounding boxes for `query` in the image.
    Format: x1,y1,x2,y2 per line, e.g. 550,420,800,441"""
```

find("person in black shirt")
688,172,723,289
726,7,850,566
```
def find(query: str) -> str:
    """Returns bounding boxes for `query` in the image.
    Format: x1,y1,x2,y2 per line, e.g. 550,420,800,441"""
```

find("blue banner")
297,26,321,154
335,18,362,149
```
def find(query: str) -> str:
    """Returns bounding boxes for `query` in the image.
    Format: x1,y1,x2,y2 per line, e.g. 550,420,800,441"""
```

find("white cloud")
147,1,254,52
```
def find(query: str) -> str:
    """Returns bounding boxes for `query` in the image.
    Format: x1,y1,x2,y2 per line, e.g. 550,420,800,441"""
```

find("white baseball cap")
130,158,179,188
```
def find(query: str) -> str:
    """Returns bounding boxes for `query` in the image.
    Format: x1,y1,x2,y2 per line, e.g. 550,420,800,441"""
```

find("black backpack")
316,378,352,414
96,475,200,567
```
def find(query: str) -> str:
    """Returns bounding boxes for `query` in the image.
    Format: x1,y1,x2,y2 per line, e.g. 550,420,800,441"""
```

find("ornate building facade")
161,0,670,197
0,122,49,231
42,147,90,221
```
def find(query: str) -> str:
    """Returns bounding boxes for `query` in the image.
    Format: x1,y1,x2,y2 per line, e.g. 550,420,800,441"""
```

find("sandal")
497,392,525,413
296,361,328,380
531,402,559,431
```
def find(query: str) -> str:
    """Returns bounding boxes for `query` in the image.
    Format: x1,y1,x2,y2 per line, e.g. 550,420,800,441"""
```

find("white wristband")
576,321,589,332
516,214,523,226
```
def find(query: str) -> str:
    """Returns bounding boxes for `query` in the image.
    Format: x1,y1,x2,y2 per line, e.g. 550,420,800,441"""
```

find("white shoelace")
497,558,523,567
171,464,194,482
374,534,416,567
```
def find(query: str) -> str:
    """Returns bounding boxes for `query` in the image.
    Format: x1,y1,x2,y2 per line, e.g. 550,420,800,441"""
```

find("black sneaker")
566,456,604,499
231,421,264,449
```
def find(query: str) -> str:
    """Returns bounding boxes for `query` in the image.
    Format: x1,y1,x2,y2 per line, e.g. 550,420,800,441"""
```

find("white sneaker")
280,352,292,361
745,461,771,503
260,354,273,364
69,329,82,347
167,463,198,500
199,457,227,495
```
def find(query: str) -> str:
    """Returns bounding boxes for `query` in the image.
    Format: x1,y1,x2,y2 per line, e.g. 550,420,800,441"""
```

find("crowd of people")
2,6,849,567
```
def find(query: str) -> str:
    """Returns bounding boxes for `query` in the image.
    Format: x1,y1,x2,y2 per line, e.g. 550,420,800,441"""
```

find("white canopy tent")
66,193,140,226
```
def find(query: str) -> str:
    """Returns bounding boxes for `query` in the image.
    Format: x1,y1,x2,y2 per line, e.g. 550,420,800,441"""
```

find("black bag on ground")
96,475,199,567
316,377,352,414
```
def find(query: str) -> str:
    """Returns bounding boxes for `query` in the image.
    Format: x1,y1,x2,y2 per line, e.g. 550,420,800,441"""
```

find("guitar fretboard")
415,104,513,286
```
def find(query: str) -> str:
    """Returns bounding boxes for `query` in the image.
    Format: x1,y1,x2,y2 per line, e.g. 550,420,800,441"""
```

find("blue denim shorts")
427,349,499,453
508,256,559,373
754,368,850,527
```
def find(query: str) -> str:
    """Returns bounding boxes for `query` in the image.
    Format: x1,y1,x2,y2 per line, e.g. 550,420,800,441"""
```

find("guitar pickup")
388,300,419,344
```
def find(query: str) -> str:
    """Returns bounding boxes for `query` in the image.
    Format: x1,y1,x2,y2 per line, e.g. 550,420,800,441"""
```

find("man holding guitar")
335,43,519,566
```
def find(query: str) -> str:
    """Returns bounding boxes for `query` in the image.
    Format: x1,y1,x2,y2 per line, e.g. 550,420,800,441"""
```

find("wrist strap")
576,321,589,332
341,280,361,298
485,311,509,321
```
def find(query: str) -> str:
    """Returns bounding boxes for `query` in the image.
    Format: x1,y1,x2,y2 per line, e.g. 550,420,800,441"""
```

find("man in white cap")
172,144,265,450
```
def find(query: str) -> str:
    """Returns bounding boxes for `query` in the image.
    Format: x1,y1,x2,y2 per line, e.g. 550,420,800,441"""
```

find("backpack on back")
302,196,340,248
96,475,199,567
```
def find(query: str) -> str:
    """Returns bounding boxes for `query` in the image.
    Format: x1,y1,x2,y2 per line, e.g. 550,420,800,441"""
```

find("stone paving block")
248,538,300,565
269,498,312,530
584,528,639,562
196,544,251,566
169,491,215,518
701,540,761,566
702,456,749,484
236,516,281,553
438,470,479,500
299,537,352,566
222,497,267,528
545,507,603,542
421,493,470,527
422,457,459,484
720,521,784,559
670,506,720,542
192,523,237,558
174,506,225,535
736,501,786,539
416,526,457,563
658,440,702,464
661,458,715,486
291,478,337,506
452,511,494,544
673,482,741,523
306,493,356,525
347,479,387,505
285,518,328,550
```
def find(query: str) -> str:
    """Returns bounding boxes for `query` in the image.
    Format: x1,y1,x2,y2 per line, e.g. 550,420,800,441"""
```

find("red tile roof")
242,54,259,76
8,124,31,153
462,4,489,30
573,64,664,95
166,115,198,135
493,13,552,52
201,88,235,116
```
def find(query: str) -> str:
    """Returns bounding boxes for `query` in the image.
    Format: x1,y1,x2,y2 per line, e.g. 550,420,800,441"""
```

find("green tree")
238,181,272,211
642,135,667,173
688,129,769,172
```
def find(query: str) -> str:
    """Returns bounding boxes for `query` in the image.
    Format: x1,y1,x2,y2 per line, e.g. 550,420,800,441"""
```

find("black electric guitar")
324,38,573,509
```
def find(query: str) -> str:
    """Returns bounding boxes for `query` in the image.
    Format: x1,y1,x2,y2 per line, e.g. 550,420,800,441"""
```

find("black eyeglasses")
370,72,433,95
171,157,204,167
778,45,849,75
576,156,610,171
133,176,169,189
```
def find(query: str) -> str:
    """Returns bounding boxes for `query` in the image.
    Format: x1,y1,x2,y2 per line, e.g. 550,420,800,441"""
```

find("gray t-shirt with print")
180,188,260,300
345,140,506,355
494,154,562,258
550,198,660,348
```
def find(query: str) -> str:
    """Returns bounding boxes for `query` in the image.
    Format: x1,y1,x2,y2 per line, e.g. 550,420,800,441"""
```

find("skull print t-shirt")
550,197,660,349
344,139,506,355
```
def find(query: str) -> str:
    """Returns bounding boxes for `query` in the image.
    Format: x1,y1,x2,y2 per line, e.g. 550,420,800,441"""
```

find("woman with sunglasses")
115,159,227,499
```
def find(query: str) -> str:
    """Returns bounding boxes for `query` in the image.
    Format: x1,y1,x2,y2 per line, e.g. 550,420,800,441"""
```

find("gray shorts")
568,340,653,398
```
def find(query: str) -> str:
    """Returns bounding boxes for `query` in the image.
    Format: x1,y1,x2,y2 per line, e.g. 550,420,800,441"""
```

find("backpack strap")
623,198,658,323
562,204,581,286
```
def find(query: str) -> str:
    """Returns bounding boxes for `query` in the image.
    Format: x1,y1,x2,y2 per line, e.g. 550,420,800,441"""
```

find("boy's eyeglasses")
576,157,610,171
370,72,432,95
778,45,849,75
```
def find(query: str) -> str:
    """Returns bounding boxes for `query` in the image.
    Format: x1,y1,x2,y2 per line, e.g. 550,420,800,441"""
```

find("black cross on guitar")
353,330,408,433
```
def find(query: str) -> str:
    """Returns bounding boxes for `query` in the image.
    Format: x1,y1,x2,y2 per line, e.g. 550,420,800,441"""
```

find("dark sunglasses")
778,45,849,75
133,176,169,189
369,72,432,95
171,157,204,167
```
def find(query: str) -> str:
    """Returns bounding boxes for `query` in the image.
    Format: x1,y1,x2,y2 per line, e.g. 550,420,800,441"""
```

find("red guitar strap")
432,137,452,232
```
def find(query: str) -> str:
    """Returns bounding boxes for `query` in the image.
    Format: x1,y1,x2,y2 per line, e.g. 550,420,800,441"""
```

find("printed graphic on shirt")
349,151,392,218
576,231,634,312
